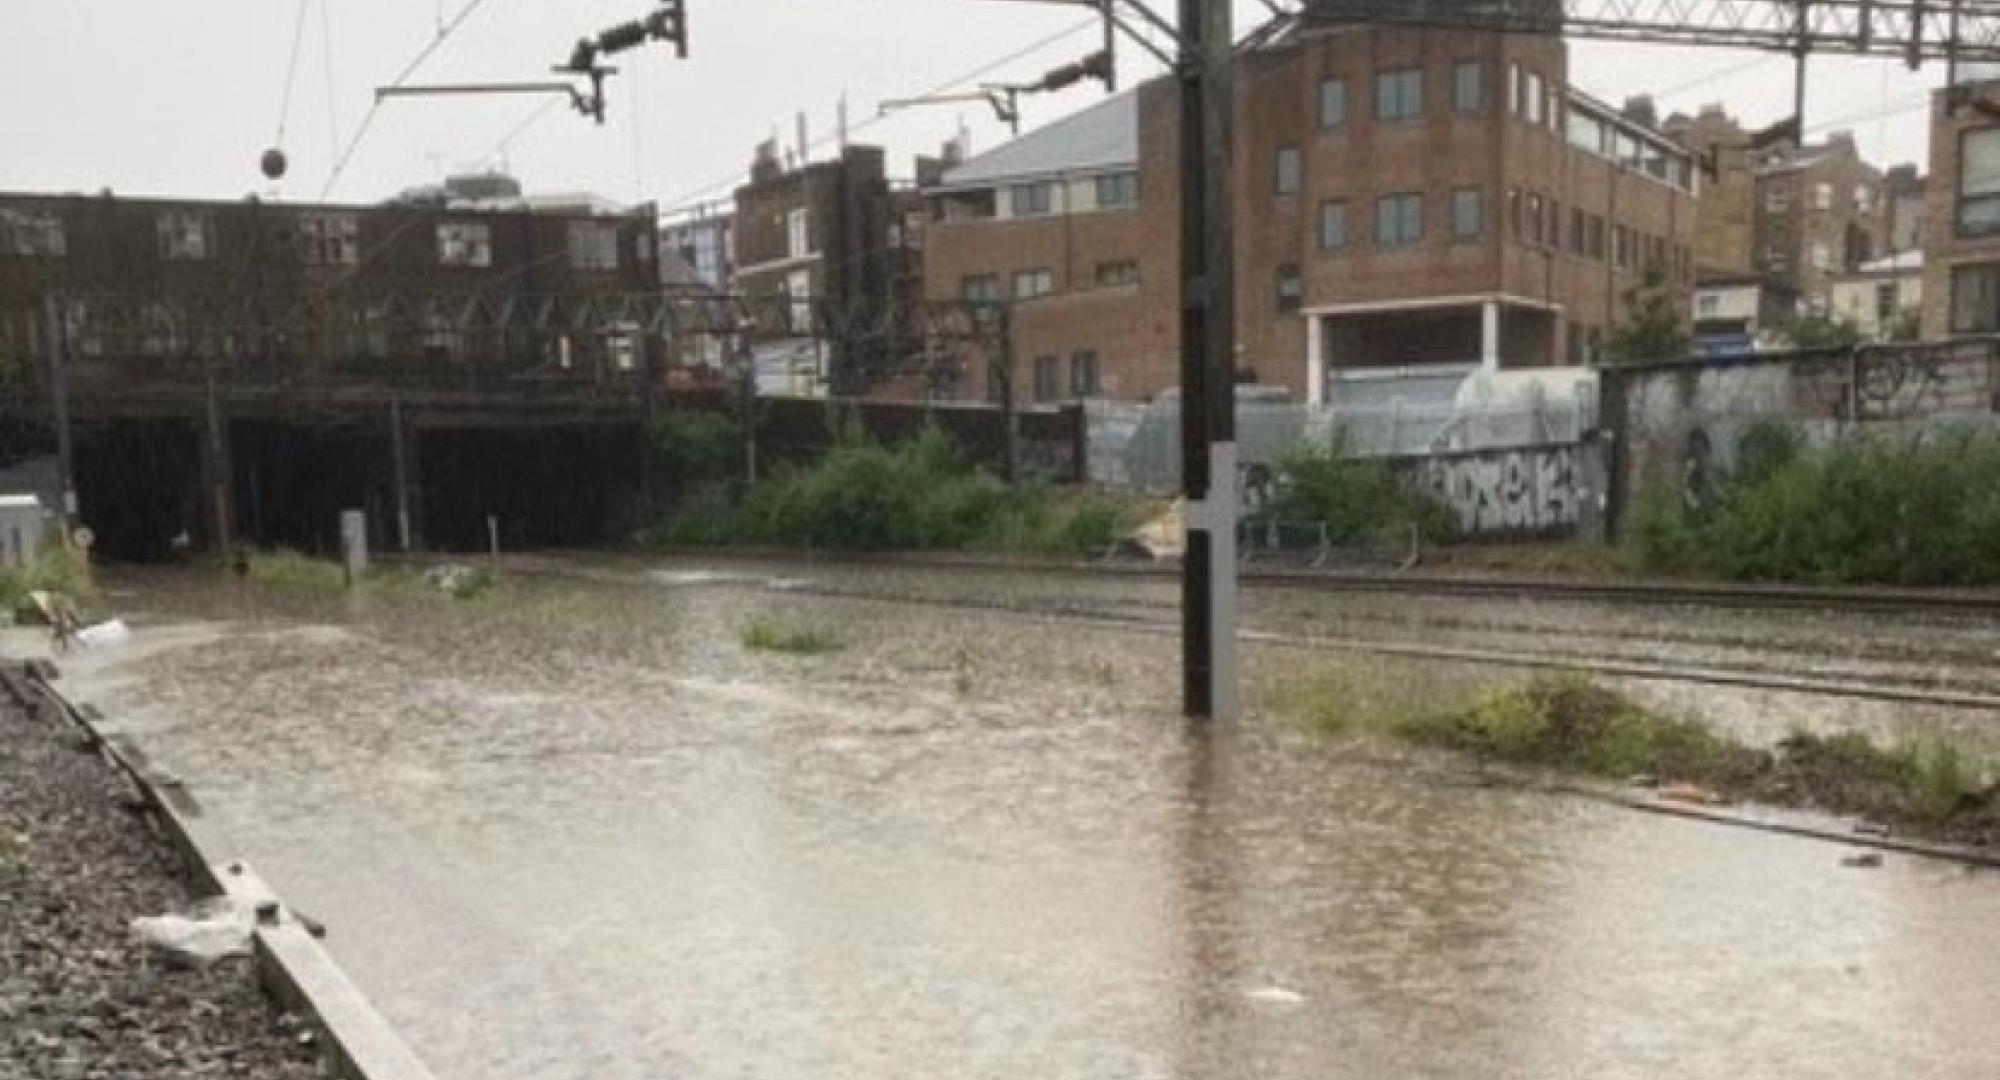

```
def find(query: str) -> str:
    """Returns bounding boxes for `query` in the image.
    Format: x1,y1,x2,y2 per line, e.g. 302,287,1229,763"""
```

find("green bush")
1632,426,2000,586
1254,437,1459,547
644,427,1146,555
652,410,744,488
2,542,97,617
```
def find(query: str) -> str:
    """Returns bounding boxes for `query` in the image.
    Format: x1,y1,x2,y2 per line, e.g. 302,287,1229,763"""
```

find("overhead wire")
320,0,502,199
658,14,1104,214
273,0,314,148
320,0,344,166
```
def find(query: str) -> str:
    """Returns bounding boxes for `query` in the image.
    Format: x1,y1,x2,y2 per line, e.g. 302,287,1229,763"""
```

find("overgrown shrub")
652,410,744,489
645,427,1146,555
740,616,844,654
1,542,97,617
1254,437,1459,547
1633,426,2000,585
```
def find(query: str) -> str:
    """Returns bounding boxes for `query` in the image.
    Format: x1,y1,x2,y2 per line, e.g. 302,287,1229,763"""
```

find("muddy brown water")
33,560,2000,1080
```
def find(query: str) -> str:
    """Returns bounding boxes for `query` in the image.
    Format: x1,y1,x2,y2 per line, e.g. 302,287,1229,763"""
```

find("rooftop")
931,89,1138,192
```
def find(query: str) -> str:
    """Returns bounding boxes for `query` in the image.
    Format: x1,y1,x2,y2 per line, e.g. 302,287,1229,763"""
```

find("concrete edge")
2,661,439,1080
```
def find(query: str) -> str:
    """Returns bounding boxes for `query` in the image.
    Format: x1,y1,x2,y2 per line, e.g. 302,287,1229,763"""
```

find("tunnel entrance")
418,423,646,552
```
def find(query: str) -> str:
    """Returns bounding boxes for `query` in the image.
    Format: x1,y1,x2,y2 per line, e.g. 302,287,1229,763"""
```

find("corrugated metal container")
0,494,51,569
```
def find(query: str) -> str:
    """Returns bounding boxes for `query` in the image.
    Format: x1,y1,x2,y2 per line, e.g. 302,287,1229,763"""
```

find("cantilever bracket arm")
375,81,599,122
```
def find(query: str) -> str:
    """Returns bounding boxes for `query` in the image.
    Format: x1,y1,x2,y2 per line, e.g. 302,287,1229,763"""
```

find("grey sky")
0,1,1944,213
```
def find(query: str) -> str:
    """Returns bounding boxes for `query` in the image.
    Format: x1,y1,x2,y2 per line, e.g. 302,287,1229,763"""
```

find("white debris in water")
74,619,131,650
647,569,770,588
131,895,255,965
1242,985,1306,1006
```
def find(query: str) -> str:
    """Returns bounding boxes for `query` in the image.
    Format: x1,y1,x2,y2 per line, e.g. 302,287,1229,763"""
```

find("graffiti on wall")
1406,444,1581,537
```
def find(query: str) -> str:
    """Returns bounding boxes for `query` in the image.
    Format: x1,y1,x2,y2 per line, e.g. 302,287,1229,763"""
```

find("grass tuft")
1386,672,2000,844
739,616,844,655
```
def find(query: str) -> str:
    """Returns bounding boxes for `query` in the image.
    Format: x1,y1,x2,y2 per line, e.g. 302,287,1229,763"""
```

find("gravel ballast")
0,682,322,1080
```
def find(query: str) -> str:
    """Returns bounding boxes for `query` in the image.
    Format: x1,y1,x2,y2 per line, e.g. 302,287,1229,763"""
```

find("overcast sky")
0,1,1946,214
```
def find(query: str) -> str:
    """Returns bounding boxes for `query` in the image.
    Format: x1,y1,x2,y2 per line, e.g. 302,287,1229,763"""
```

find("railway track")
760,579,2000,712
622,549,2000,619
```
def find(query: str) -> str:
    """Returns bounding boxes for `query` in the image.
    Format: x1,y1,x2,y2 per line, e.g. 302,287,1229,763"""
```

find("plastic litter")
131,895,254,965
74,619,131,650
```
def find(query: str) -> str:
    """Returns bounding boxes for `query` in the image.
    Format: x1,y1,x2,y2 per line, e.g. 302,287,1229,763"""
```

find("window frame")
1452,60,1483,113
1274,262,1303,312
1374,67,1423,122
1070,350,1101,398
1376,192,1424,249
435,221,492,268
1958,127,2000,237
1094,172,1139,209
1274,145,1302,196
1319,198,1348,253
1009,182,1054,217
1012,267,1054,300
1450,187,1483,242
1319,77,1348,130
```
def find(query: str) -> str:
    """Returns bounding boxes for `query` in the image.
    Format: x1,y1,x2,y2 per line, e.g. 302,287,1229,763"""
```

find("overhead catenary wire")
273,0,314,148
320,0,344,166
321,0,502,199
658,14,1104,214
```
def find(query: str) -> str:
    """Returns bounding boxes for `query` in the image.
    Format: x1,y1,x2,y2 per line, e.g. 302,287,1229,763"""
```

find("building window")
1376,193,1423,248
1548,199,1563,248
1812,182,1833,211
1766,186,1790,212
1013,267,1054,300
1319,199,1348,252
1959,128,2000,236
1375,68,1422,121
435,221,491,267
1071,351,1100,398
300,213,358,265
1568,207,1587,256
1451,187,1483,241
0,208,63,259
1588,215,1606,260
1697,293,1721,317
1319,77,1347,129
1010,182,1054,217
962,274,999,303
1567,109,1607,154
786,207,811,257
1875,282,1899,332
1452,60,1483,112
1507,188,1522,241
1095,260,1139,288
567,221,620,271
1526,193,1544,247
785,268,812,333
157,211,214,260
1030,355,1059,402
1855,185,1874,214
1509,62,1523,115
1612,224,1632,270
1095,172,1139,209
1524,72,1544,125
1546,85,1562,132
1275,263,1302,311
1274,146,1301,196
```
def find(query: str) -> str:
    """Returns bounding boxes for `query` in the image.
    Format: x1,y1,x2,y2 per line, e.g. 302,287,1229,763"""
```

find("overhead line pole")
1177,0,1237,721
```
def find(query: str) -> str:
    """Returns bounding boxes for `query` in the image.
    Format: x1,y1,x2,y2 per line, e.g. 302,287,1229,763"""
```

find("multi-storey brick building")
1921,77,2000,337
925,21,1699,406
731,143,927,396
0,188,663,556
1751,132,1885,312
1663,105,1795,278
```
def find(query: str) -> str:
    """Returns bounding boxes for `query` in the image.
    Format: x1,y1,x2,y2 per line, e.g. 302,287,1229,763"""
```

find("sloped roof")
932,90,1138,192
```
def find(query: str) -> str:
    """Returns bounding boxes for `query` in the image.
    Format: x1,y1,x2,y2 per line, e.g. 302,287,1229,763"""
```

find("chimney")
1621,94,1658,129
751,139,782,183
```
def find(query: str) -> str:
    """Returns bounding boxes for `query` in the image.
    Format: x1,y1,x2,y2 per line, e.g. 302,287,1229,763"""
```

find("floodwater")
37,560,2000,1080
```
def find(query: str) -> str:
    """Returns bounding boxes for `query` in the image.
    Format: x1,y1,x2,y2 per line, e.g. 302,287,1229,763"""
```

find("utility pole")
1178,0,1235,720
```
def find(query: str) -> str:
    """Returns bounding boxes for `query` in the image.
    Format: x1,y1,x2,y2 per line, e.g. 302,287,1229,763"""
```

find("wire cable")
273,0,314,147
659,15,1102,214
320,0,501,198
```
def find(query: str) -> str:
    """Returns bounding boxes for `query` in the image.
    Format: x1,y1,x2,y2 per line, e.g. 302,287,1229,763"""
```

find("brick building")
1751,132,1886,312
0,188,658,372
1921,77,2000,337
731,143,927,396
1663,105,1796,278
924,22,1699,406
1882,163,1927,257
